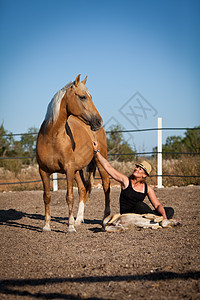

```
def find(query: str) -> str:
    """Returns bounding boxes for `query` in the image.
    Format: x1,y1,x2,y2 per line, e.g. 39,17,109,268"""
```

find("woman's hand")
93,141,98,152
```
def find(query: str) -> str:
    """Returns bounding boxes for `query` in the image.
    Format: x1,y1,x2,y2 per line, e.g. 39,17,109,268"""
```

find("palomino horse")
36,74,110,232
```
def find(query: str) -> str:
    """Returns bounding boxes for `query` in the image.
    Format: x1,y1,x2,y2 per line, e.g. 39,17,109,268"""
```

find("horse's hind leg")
95,160,111,218
75,171,87,225
75,161,95,225
39,168,51,231
66,169,76,233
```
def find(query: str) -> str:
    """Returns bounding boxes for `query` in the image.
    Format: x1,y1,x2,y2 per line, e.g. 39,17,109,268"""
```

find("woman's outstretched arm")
93,141,129,189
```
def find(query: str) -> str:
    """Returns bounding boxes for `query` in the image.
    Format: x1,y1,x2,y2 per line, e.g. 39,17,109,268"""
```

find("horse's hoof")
42,226,51,232
67,227,77,233
75,219,84,226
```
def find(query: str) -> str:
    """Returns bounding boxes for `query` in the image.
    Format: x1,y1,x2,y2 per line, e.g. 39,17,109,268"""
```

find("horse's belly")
37,138,72,173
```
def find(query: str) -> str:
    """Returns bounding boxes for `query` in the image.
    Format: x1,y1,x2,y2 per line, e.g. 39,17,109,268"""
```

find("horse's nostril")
91,117,103,131
97,118,103,127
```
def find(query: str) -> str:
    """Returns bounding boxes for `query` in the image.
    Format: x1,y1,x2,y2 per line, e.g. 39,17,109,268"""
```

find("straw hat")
136,161,152,176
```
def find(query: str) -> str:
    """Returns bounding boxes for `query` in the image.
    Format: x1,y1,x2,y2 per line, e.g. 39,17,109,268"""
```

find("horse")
36,74,110,232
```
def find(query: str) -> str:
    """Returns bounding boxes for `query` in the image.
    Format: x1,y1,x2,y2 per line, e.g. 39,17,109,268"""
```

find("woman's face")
133,166,147,179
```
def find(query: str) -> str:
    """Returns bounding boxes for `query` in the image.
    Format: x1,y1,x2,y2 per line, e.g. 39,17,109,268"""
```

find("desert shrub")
162,156,200,186
147,156,200,187
2,159,22,176
1,155,199,192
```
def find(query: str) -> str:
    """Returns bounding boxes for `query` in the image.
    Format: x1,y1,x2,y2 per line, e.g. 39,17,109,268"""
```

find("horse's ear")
81,76,87,85
75,74,81,87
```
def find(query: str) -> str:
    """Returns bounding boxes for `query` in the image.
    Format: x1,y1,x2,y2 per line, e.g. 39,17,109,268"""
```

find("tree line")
153,125,200,158
0,123,199,167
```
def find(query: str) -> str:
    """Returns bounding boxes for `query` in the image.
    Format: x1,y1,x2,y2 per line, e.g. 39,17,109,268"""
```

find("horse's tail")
80,158,96,201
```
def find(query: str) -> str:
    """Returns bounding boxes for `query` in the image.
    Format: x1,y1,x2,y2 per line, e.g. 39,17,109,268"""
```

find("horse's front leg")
39,168,51,231
66,170,76,233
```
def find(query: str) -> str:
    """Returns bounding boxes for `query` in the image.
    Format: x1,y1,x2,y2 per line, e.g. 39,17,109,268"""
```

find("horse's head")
65,74,103,131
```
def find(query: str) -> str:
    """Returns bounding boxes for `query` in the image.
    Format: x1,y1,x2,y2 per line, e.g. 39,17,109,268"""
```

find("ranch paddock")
0,186,199,299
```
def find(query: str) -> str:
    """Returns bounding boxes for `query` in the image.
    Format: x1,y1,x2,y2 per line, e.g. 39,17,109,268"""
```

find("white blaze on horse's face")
67,78,103,131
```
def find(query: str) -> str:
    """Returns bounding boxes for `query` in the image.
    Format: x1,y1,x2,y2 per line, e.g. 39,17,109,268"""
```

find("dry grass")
0,156,199,191
109,156,200,187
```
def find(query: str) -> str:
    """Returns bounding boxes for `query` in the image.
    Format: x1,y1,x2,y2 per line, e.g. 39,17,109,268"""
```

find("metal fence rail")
1,151,199,161
1,126,199,138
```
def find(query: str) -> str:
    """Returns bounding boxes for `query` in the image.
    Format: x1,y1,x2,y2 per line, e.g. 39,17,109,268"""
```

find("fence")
0,118,199,190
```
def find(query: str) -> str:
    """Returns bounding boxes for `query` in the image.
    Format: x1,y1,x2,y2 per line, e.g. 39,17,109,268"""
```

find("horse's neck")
54,96,69,130
44,97,69,134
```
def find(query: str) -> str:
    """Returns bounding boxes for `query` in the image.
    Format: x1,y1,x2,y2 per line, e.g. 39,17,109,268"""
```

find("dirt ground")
0,185,199,300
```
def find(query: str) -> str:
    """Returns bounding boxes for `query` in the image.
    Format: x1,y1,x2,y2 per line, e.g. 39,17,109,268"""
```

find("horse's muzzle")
90,116,103,131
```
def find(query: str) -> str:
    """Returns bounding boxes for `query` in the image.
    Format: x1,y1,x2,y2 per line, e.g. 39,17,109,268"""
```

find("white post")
53,173,58,191
157,117,164,188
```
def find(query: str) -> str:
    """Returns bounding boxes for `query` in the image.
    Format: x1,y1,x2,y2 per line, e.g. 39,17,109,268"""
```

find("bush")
108,156,200,187
162,156,200,186
2,159,22,176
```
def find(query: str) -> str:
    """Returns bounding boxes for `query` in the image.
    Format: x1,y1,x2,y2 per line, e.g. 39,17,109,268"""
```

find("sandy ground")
0,185,200,299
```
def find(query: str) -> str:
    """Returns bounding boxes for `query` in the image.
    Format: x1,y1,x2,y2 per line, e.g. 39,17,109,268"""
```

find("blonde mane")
45,81,74,125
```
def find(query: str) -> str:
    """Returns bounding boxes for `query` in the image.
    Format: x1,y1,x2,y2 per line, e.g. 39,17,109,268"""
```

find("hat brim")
135,163,149,176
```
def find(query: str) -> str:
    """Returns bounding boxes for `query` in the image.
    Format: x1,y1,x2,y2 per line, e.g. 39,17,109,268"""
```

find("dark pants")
120,201,174,219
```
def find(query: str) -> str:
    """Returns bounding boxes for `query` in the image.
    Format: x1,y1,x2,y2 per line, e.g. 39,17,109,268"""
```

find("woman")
93,141,174,220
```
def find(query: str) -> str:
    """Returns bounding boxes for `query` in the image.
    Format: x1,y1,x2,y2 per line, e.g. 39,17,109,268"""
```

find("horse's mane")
45,81,74,125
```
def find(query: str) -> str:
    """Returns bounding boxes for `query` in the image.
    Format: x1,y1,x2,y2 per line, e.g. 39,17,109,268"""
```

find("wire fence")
0,126,200,188
1,151,200,161
1,126,199,138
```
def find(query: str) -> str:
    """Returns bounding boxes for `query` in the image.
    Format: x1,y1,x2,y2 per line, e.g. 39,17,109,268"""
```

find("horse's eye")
75,93,87,100
79,95,87,100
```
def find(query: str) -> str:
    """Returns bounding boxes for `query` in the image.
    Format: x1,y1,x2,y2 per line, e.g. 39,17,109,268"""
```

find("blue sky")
0,0,199,151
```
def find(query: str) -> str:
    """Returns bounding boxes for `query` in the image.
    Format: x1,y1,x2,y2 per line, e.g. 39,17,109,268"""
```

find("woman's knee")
133,202,154,214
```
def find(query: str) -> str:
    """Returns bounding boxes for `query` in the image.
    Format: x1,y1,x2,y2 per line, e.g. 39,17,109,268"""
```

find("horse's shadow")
0,209,102,233
0,209,46,232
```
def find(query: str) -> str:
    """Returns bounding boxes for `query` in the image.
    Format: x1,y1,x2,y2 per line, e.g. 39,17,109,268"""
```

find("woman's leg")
126,202,174,219
152,206,174,219
130,201,155,214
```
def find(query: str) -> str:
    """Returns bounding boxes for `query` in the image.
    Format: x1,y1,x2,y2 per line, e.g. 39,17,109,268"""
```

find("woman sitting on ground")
93,141,174,220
